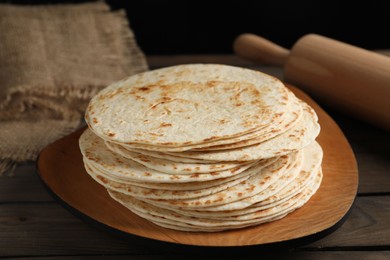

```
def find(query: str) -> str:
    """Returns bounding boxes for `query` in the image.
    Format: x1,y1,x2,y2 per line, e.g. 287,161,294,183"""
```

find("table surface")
1,55,389,259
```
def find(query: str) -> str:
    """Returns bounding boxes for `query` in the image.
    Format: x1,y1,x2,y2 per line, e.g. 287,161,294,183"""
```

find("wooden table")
1,55,389,259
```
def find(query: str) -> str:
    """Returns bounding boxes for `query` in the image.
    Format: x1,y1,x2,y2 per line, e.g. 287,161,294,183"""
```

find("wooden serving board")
37,85,358,249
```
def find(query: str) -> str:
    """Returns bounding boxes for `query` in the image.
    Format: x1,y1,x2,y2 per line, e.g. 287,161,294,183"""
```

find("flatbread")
117,91,302,152
129,101,319,161
142,150,301,209
80,128,267,183
105,141,251,174
85,64,290,146
107,167,322,232
80,63,323,233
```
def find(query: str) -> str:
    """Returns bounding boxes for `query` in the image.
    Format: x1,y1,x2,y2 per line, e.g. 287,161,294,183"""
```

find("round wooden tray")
37,85,358,250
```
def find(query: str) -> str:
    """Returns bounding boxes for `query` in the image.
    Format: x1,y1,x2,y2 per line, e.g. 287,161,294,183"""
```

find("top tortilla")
85,64,290,146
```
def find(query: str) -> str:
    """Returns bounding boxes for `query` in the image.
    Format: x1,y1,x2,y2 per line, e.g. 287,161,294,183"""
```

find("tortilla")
85,64,290,146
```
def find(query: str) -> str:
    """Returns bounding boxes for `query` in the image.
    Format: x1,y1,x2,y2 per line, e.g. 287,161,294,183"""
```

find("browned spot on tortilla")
143,172,151,176
212,197,224,203
230,166,241,173
138,86,150,92
203,136,219,142
246,185,255,192
161,142,174,145
93,117,98,124
115,158,124,164
190,173,200,178
170,175,181,180
149,132,163,137
160,123,172,127
108,132,115,137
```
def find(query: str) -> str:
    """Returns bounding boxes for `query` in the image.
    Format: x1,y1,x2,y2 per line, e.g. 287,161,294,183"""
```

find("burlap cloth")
0,1,148,175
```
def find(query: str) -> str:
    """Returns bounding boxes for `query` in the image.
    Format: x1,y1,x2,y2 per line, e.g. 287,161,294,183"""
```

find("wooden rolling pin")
233,33,390,131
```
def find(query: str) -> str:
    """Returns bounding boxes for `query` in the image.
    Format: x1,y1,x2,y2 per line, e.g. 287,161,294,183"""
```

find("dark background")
2,0,390,54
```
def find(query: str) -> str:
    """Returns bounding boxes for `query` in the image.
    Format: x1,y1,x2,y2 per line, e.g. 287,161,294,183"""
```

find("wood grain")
5,252,390,260
0,164,53,202
0,203,154,257
307,196,390,248
1,196,388,257
36,85,358,247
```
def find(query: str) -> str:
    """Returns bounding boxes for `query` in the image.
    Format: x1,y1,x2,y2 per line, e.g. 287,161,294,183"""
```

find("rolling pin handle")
233,33,290,66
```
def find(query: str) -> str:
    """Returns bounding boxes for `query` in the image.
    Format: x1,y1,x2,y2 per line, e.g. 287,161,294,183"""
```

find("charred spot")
93,118,98,124
245,185,255,192
108,132,115,137
190,173,200,178
160,123,172,127
139,87,150,92
230,167,241,173
115,158,124,164
143,172,152,176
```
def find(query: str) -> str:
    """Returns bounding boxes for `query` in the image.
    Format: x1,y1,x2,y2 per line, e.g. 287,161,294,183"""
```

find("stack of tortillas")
79,64,323,232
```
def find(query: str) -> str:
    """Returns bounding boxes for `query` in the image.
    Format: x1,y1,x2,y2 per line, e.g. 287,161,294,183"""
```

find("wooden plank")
329,113,390,194
356,152,390,194
6,252,390,260
0,204,157,257
306,196,390,248
1,196,388,257
0,164,53,202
